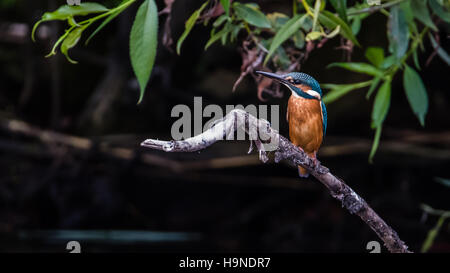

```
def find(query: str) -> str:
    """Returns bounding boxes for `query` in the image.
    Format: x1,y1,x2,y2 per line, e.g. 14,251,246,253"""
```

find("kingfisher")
255,71,327,178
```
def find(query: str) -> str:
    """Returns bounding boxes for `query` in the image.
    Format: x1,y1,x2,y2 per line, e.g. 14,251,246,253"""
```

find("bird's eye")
288,78,294,83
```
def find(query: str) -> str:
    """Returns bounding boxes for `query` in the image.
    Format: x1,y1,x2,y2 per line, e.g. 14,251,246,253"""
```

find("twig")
141,109,412,253
347,0,405,16
421,204,450,218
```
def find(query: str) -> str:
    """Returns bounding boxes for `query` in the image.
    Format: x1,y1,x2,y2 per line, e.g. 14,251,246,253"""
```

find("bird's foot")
297,146,308,156
298,167,310,178
313,157,320,166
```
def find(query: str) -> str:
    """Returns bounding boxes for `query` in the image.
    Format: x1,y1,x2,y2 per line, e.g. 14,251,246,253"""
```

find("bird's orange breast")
288,94,323,157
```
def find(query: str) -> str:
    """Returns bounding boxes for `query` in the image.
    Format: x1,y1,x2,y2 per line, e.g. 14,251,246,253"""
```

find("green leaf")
365,47,384,68
312,0,321,31
388,6,409,61
306,31,322,41
301,16,313,32
230,23,243,42
42,2,108,20
233,2,271,28
61,26,86,64
267,12,289,29
403,65,428,126
329,0,347,22
380,55,396,69
371,80,391,129
205,22,232,50
45,31,71,58
318,10,360,46
327,62,383,77
366,75,382,100
68,17,80,27
274,47,291,69
130,0,158,104
32,2,109,41
400,0,415,26
293,31,305,49
351,15,361,35
322,80,372,104
176,1,209,55
413,49,420,70
399,0,419,37
369,125,382,163
264,14,307,65
213,14,228,28
421,215,448,253
368,78,391,161
429,34,450,66
429,0,450,23
410,0,438,31
220,0,230,17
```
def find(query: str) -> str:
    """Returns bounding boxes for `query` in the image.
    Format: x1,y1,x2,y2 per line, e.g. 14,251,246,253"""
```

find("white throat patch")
291,90,321,99
305,90,321,100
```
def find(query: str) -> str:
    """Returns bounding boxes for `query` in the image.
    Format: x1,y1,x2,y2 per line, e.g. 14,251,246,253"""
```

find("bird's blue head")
256,71,322,100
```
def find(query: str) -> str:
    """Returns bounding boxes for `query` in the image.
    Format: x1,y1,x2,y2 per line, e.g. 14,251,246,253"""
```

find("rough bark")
141,109,411,253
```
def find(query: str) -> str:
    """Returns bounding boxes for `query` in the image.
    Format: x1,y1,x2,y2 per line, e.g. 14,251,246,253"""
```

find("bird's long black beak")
255,71,288,85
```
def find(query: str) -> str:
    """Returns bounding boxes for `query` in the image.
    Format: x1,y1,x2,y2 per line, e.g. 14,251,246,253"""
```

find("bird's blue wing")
321,101,327,136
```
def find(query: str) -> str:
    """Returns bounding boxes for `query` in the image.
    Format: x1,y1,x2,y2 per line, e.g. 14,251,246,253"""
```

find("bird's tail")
298,166,309,178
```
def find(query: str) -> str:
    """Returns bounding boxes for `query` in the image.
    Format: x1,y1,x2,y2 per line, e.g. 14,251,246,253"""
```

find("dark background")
0,0,449,252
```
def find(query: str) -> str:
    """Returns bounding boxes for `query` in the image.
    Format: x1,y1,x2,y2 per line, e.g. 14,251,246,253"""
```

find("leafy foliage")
318,10,359,46
31,0,157,103
233,2,271,28
176,1,210,55
32,0,450,159
264,14,308,64
323,0,449,161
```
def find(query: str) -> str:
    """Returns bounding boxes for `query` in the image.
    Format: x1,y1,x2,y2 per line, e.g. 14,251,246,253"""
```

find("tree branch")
347,0,405,16
141,109,412,253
